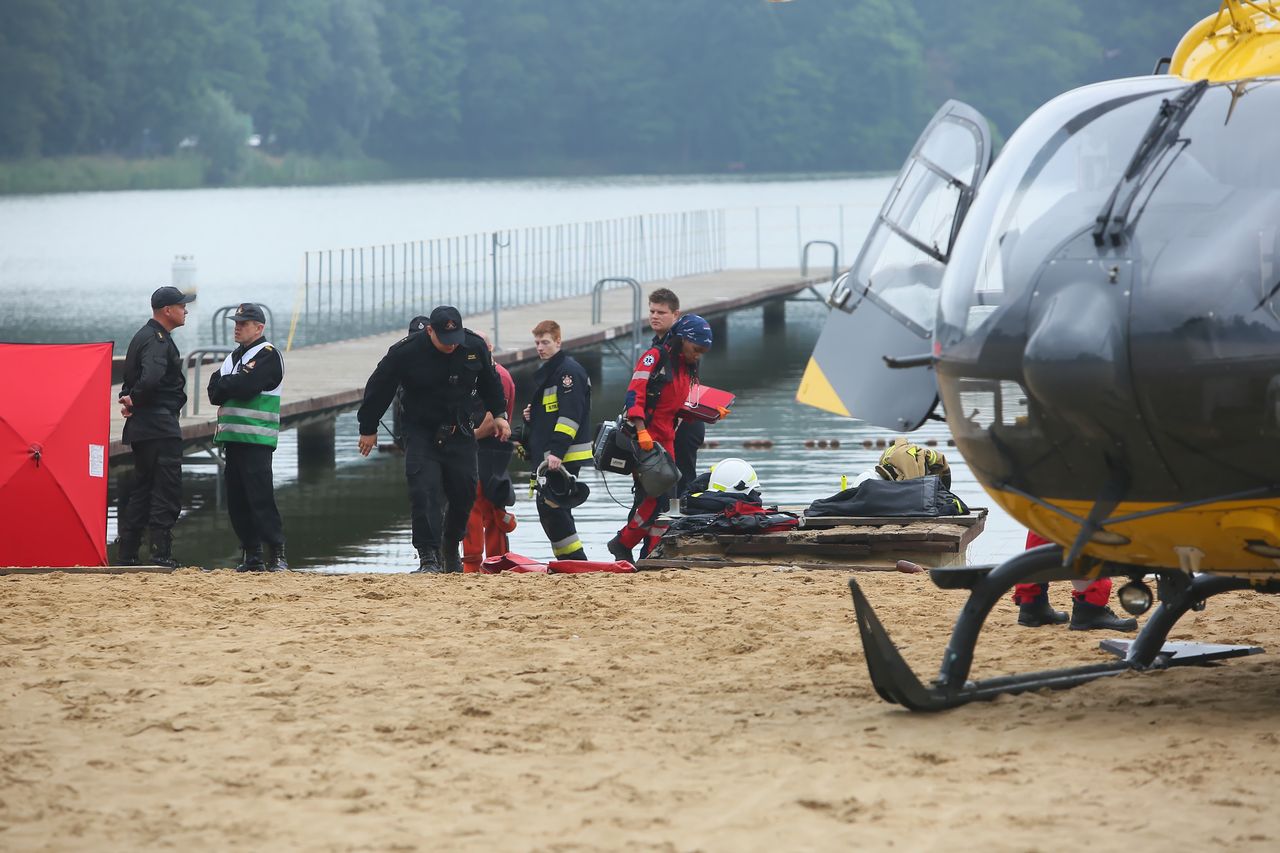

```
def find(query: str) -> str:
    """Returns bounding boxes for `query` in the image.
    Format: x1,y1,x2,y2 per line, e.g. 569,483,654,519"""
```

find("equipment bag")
679,471,764,514
804,475,969,519
592,416,635,475
480,553,548,574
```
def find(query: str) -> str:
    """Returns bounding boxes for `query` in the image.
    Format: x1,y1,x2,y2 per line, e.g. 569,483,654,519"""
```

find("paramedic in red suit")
1013,531,1138,631
607,314,713,563
462,332,518,572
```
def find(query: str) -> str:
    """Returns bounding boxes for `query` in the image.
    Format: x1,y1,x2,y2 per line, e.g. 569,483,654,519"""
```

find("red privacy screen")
0,342,113,567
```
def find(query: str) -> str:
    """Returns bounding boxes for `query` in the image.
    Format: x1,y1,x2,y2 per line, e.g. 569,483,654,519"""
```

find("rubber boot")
412,550,443,574
148,528,180,569
559,548,588,562
265,544,288,572
606,535,634,564
236,546,266,572
1018,596,1069,628
115,532,142,567
1070,599,1138,632
442,541,463,574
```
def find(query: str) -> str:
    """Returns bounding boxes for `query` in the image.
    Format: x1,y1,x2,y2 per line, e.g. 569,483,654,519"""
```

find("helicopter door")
797,100,993,431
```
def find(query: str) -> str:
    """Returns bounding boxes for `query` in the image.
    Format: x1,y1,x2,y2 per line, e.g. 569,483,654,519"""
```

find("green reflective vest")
214,341,283,448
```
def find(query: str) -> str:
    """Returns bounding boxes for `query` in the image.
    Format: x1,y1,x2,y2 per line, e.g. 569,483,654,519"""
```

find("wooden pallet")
650,508,987,570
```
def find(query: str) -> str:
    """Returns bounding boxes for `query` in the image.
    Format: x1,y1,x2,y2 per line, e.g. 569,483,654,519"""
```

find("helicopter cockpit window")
937,78,1183,347
836,112,986,339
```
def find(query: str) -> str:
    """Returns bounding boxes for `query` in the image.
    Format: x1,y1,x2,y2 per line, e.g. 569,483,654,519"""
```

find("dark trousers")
536,460,586,560
674,418,705,496
404,423,478,554
224,442,284,549
120,437,183,538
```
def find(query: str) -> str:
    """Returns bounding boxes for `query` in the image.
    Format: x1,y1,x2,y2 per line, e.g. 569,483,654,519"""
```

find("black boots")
1018,598,1069,628
265,543,288,572
115,532,142,567
148,528,180,569
413,543,461,574
413,549,443,574
606,535,634,563
1070,600,1138,632
442,541,463,574
236,546,266,572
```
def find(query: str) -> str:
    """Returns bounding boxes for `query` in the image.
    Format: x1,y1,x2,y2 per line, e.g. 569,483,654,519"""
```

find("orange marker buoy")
875,439,886,448
829,439,841,449
924,439,937,447
862,440,873,448
817,439,829,448
804,439,816,448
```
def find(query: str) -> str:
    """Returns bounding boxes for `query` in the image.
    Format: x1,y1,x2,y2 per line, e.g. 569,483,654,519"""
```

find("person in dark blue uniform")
356,306,510,573
518,320,593,561
116,285,195,568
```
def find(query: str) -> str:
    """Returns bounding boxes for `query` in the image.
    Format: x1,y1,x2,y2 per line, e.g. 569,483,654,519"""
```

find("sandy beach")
2,567,1278,851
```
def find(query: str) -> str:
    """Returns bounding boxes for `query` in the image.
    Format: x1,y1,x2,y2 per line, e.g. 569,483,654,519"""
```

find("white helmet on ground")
708,457,760,493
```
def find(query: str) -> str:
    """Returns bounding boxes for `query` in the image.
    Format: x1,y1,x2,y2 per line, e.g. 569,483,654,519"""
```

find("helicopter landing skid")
849,547,1266,712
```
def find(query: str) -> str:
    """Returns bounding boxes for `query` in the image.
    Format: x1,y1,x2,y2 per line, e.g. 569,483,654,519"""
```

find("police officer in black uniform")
207,303,287,572
520,320,592,561
356,306,510,573
116,285,195,568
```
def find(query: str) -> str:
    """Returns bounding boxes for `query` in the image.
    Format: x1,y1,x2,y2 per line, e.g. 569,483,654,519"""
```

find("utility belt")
408,412,474,448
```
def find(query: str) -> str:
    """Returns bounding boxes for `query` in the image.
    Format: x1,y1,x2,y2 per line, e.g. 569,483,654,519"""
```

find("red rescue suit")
1012,531,1111,607
616,343,694,554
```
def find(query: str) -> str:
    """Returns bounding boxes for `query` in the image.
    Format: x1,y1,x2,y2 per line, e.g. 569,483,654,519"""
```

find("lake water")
0,174,1027,570
0,172,890,349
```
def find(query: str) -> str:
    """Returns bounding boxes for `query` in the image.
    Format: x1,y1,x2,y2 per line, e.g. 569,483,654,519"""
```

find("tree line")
0,0,1217,183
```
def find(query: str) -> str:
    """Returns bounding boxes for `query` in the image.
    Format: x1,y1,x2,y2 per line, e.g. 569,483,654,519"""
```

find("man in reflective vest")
518,320,593,561
207,303,287,572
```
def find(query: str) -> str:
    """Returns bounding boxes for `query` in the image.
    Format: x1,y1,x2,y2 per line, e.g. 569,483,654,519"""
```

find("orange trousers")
462,484,514,573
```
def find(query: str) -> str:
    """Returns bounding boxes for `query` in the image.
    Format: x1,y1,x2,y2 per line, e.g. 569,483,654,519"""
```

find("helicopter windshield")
938,77,1280,347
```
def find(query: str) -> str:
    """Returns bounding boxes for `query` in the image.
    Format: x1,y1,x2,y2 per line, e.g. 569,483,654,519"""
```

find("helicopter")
796,0,1280,710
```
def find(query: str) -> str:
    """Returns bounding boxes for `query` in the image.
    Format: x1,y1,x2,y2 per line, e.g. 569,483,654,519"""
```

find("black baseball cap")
408,315,429,334
229,302,266,323
151,286,196,309
429,305,465,345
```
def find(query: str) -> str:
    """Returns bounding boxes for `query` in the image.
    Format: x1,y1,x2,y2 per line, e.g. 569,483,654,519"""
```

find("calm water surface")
0,173,890,349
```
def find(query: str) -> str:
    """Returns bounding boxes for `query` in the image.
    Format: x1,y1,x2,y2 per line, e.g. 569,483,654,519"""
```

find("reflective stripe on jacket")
215,341,283,447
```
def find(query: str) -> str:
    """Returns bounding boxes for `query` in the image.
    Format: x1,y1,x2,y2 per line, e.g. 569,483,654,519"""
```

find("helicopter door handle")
882,352,935,369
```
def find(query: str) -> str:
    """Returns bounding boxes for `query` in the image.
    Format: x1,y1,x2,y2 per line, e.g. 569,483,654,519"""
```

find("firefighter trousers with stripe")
536,461,586,560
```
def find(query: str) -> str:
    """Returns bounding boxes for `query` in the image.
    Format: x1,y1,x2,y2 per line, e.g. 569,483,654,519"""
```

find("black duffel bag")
804,475,969,518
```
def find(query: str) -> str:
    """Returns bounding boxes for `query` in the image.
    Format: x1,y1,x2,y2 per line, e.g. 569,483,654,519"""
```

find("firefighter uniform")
357,309,507,572
117,287,194,567
208,328,286,571
523,349,593,560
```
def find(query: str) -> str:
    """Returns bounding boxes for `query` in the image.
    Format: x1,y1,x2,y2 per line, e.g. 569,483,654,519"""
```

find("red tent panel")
0,343,113,567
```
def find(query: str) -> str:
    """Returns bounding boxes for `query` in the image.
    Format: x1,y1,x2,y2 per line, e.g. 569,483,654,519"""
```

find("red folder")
682,384,735,423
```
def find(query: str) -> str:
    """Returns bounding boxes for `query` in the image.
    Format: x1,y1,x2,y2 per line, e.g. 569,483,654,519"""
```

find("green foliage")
0,0,1236,188
190,89,253,184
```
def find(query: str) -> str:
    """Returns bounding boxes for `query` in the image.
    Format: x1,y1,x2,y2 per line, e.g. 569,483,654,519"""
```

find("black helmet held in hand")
534,461,590,509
